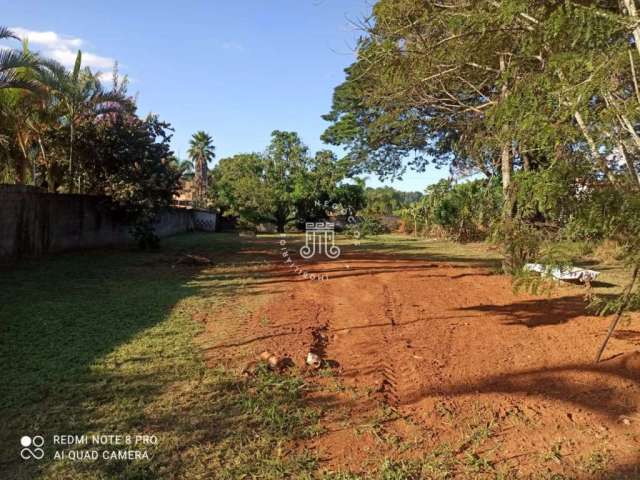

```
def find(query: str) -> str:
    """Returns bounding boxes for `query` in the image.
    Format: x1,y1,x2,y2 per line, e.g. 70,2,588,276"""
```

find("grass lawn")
0,233,321,479
0,233,634,479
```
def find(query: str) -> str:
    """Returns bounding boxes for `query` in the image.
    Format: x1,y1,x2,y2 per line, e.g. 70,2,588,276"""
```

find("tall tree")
36,51,128,192
211,131,354,232
323,1,640,187
321,1,640,356
264,130,309,231
187,131,215,208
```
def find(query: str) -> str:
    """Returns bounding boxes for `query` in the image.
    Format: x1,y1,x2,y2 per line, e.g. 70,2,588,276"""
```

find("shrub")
421,178,502,242
345,215,389,238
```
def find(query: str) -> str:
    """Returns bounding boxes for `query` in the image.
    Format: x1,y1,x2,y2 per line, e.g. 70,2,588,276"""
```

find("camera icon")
20,435,45,460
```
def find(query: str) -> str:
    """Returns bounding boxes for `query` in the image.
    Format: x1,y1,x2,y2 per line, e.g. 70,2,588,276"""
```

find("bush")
422,178,502,241
345,215,389,238
83,114,182,248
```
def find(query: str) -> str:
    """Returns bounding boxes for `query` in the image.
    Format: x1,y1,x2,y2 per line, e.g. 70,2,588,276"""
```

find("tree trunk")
620,1,640,188
618,142,640,188
499,55,513,194
37,137,47,187
15,135,29,184
602,92,640,186
619,112,640,152
595,265,639,362
629,50,640,104
500,142,515,226
574,111,617,183
46,165,56,192
68,121,75,193
623,0,640,58
501,144,511,191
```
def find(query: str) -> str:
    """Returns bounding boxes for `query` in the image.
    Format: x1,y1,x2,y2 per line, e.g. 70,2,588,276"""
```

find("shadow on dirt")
401,352,640,418
460,295,589,328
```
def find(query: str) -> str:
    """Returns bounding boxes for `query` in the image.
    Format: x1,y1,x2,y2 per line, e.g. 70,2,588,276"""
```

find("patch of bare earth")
200,241,640,478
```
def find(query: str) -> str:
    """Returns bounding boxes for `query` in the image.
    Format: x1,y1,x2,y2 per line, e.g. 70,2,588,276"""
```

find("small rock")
259,351,273,362
306,352,321,369
267,355,280,369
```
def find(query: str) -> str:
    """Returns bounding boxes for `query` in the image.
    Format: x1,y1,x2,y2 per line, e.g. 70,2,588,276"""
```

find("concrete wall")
0,185,215,259
193,210,217,232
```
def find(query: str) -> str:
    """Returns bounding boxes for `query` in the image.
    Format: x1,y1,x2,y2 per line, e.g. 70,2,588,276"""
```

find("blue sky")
5,0,449,192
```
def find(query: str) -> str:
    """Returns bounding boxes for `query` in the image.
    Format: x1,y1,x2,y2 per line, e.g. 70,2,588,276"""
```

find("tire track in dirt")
309,303,329,359
204,245,640,475
382,285,396,326
318,264,428,410
379,285,400,407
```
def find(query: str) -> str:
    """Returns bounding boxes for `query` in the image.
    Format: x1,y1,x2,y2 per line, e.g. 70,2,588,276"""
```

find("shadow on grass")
0,233,239,410
0,233,321,479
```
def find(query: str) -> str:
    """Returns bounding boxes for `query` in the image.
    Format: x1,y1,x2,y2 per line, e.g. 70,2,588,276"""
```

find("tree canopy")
322,0,640,189
211,130,363,232
0,27,182,245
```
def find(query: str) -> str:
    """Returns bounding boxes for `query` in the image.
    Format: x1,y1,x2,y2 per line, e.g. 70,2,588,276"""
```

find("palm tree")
36,51,127,191
0,29,45,183
0,27,41,91
187,131,215,208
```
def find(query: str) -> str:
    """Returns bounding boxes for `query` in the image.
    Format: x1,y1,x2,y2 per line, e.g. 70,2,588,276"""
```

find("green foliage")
211,131,359,232
363,186,422,216
322,1,640,182
89,115,181,247
0,29,180,247
345,215,389,238
419,179,503,242
0,46,132,189
212,152,274,228
320,0,640,333
332,180,367,216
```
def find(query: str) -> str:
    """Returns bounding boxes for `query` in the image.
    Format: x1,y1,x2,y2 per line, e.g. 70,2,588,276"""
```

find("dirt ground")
201,237,640,479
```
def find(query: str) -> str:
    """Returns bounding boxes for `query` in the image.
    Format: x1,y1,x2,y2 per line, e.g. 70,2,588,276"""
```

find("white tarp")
524,263,600,283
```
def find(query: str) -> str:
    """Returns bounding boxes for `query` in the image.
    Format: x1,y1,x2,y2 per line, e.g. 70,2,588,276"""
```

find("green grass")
345,235,503,266
0,233,320,479
347,234,634,298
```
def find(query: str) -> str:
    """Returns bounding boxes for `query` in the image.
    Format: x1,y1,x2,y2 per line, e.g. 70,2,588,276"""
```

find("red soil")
202,242,640,478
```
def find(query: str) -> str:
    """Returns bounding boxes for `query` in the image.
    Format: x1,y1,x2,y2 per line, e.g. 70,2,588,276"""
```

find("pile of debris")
524,263,599,284
242,350,324,376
